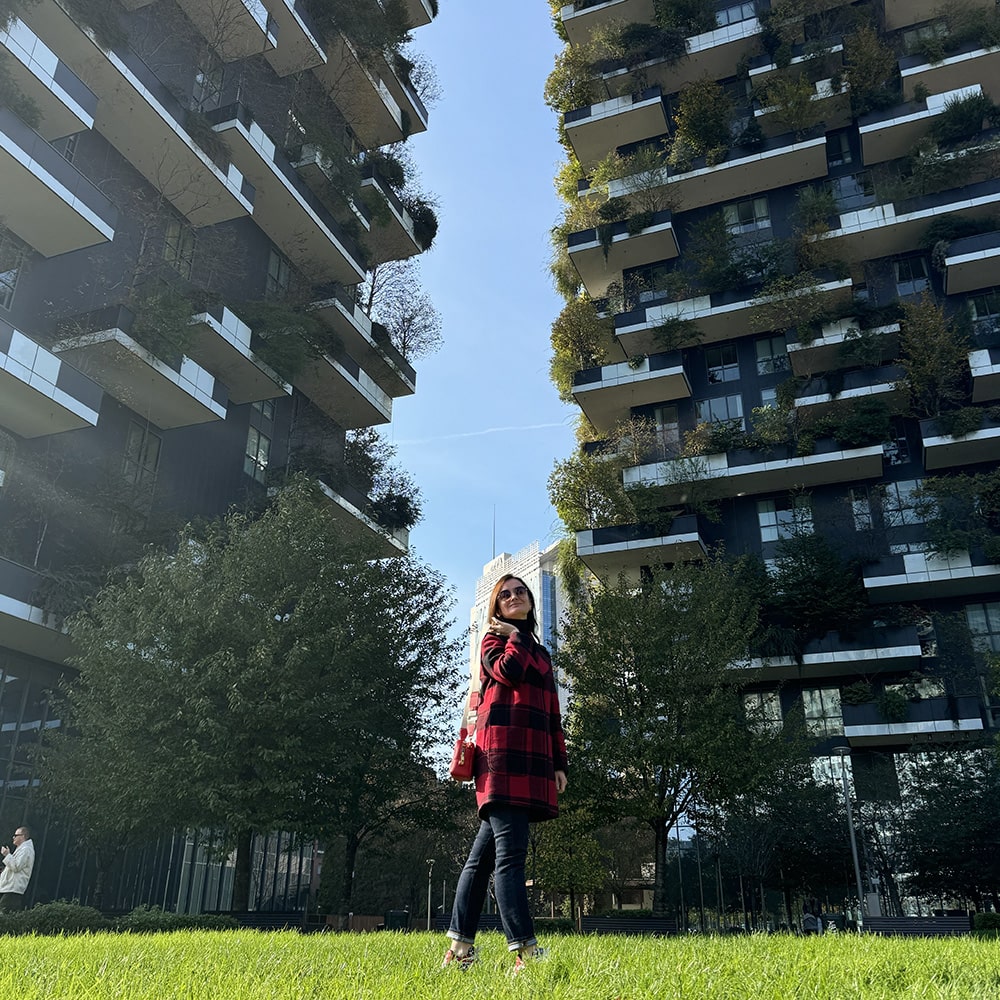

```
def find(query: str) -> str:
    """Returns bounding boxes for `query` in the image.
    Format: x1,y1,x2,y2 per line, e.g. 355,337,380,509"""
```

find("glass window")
803,687,842,737
970,288,1000,337
755,335,789,374
757,495,813,542
163,219,195,279
245,427,270,484
830,173,875,212
0,235,25,311
540,571,558,652
850,488,872,530
902,21,947,55
715,2,756,27
826,132,852,168
123,422,162,487
895,257,930,297
252,399,275,423
882,479,923,527
265,248,291,300
706,343,740,383
723,195,770,234
744,690,782,733
696,394,743,426
967,601,1000,652
59,133,80,164
193,54,224,111
654,404,680,458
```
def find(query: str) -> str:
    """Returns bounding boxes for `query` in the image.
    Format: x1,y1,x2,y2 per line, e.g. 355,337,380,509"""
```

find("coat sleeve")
480,632,532,687
550,683,569,774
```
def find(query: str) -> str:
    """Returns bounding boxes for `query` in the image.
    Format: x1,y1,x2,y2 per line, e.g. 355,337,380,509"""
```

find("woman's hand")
489,616,518,637
555,770,567,794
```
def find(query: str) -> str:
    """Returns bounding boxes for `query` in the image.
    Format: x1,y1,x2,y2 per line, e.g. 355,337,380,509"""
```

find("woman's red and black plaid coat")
473,630,568,822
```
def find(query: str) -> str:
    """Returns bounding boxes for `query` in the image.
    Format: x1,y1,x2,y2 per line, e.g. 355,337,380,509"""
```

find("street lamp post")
426,859,436,931
831,744,865,931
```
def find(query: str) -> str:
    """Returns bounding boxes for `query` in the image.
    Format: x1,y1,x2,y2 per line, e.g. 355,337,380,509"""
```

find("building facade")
550,0,1000,790
0,0,438,909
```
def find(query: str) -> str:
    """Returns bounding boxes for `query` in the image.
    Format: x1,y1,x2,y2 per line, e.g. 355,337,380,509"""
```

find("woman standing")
442,574,568,973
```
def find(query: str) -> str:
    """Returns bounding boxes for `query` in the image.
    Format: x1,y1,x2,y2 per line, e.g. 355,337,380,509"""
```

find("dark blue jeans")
447,805,536,951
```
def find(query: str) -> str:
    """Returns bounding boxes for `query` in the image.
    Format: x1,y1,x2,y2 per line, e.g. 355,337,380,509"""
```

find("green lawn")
1,930,999,999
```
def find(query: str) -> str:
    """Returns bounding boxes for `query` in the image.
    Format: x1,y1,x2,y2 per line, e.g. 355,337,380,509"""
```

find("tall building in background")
0,0,438,909
550,0,1000,792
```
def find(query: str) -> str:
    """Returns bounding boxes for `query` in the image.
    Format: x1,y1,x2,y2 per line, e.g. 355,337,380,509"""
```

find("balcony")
309,287,415,398
51,305,228,429
899,42,1000,103
207,102,365,286
842,696,984,747
403,0,435,29
314,34,425,148
859,86,984,166
598,16,762,98
316,480,407,559
607,128,827,214
944,229,1000,295
971,347,1000,403
747,39,843,86
0,319,102,437
186,305,290,405
788,319,901,376
864,549,1000,601
0,106,116,256
920,413,1000,470
0,557,73,663
752,625,928,682
884,0,992,30
560,0,655,46
792,363,905,416
625,438,884,502
263,0,324,75
819,177,1000,264
568,209,678,298
754,78,850,138
615,277,853,355
25,0,254,226
360,166,422,262
576,514,708,578
174,0,277,62
572,350,689,433
292,349,392,429
565,86,669,169
1,18,97,138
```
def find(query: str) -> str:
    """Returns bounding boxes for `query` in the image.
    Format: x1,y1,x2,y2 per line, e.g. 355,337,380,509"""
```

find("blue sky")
388,2,578,626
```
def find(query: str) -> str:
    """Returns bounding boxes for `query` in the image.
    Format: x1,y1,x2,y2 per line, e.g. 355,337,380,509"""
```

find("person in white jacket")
0,827,34,911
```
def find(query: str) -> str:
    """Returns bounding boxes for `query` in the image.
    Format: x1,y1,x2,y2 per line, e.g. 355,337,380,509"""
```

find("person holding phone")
441,574,568,974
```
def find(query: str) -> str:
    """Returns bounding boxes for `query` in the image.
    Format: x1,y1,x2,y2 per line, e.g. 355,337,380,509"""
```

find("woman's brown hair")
488,574,538,636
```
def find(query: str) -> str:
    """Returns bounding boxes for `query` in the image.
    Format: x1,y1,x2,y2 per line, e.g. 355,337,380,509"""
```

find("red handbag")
449,726,476,782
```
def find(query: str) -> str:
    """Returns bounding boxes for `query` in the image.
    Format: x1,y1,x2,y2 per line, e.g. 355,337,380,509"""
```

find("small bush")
534,917,577,934
11,902,109,936
115,905,239,933
841,680,874,705
973,912,1000,937
937,407,984,439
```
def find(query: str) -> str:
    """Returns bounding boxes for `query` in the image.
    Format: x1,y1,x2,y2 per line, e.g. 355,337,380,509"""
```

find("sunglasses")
499,586,528,601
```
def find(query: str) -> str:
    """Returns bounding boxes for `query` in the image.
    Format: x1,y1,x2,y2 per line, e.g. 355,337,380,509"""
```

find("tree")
897,295,971,418
361,258,443,362
558,560,765,916
529,806,607,918
40,478,462,911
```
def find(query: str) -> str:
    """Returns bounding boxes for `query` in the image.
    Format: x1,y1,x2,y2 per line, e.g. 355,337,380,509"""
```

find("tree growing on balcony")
669,77,733,170
549,297,614,402
897,295,971,418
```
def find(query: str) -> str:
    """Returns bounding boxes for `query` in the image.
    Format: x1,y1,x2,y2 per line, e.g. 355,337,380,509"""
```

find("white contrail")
396,422,567,446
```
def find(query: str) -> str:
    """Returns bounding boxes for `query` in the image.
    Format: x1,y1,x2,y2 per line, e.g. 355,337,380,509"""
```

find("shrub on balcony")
843,24,897,116
755,73,825,138
669,78,733,170
897,295,971,418
403,196,438,251
549,298,613,402
810,398,892,450
931,92,999,145
841,680,874,706
653,0,716,35
876,688,909,723
915,469,1000,561
936,406,985,438
239,300,333,382
129,290,198,363
652,315,702,352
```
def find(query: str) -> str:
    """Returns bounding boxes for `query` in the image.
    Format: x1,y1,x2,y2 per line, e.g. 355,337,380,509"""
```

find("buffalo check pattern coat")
473,630,569,822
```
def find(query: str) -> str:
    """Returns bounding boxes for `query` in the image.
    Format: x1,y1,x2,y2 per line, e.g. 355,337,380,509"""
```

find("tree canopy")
41,478,463,910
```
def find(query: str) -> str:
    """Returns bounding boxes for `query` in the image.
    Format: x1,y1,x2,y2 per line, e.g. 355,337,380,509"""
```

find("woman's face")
496,578,531,621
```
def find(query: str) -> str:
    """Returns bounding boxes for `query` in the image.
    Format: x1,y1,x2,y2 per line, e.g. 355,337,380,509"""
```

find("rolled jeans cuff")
446,930,475,946
507,936,537,952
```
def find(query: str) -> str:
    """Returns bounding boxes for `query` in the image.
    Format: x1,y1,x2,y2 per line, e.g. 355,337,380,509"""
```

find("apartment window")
653,404,680,458
966,601,1000,652
755,335,789,374
715,2,755,27
59,132,81,164
830,172,875,212
850,488,872,530
192,53,224,111
163,219,195,279
969,288,1000,335
889,540,929,554
244,426,270,484
123,422,162,487
723,195,770,234
706,343,740,383
632,261,675,305
759,386,778,409
696,394,743,427
757,495,813,542
0,236,25,311
902,21,947,55
252,398,276,423
895,257,930,298
744,691,782,733
803,687,842,737
826,132,852,168
540,571,558,652
884,419,910,465
881,479,923,527
265,248,291,300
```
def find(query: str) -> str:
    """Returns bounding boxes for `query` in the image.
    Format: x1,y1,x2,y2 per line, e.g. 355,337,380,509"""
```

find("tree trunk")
652,820,669,917
339,830,360,920
232,828,253,911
